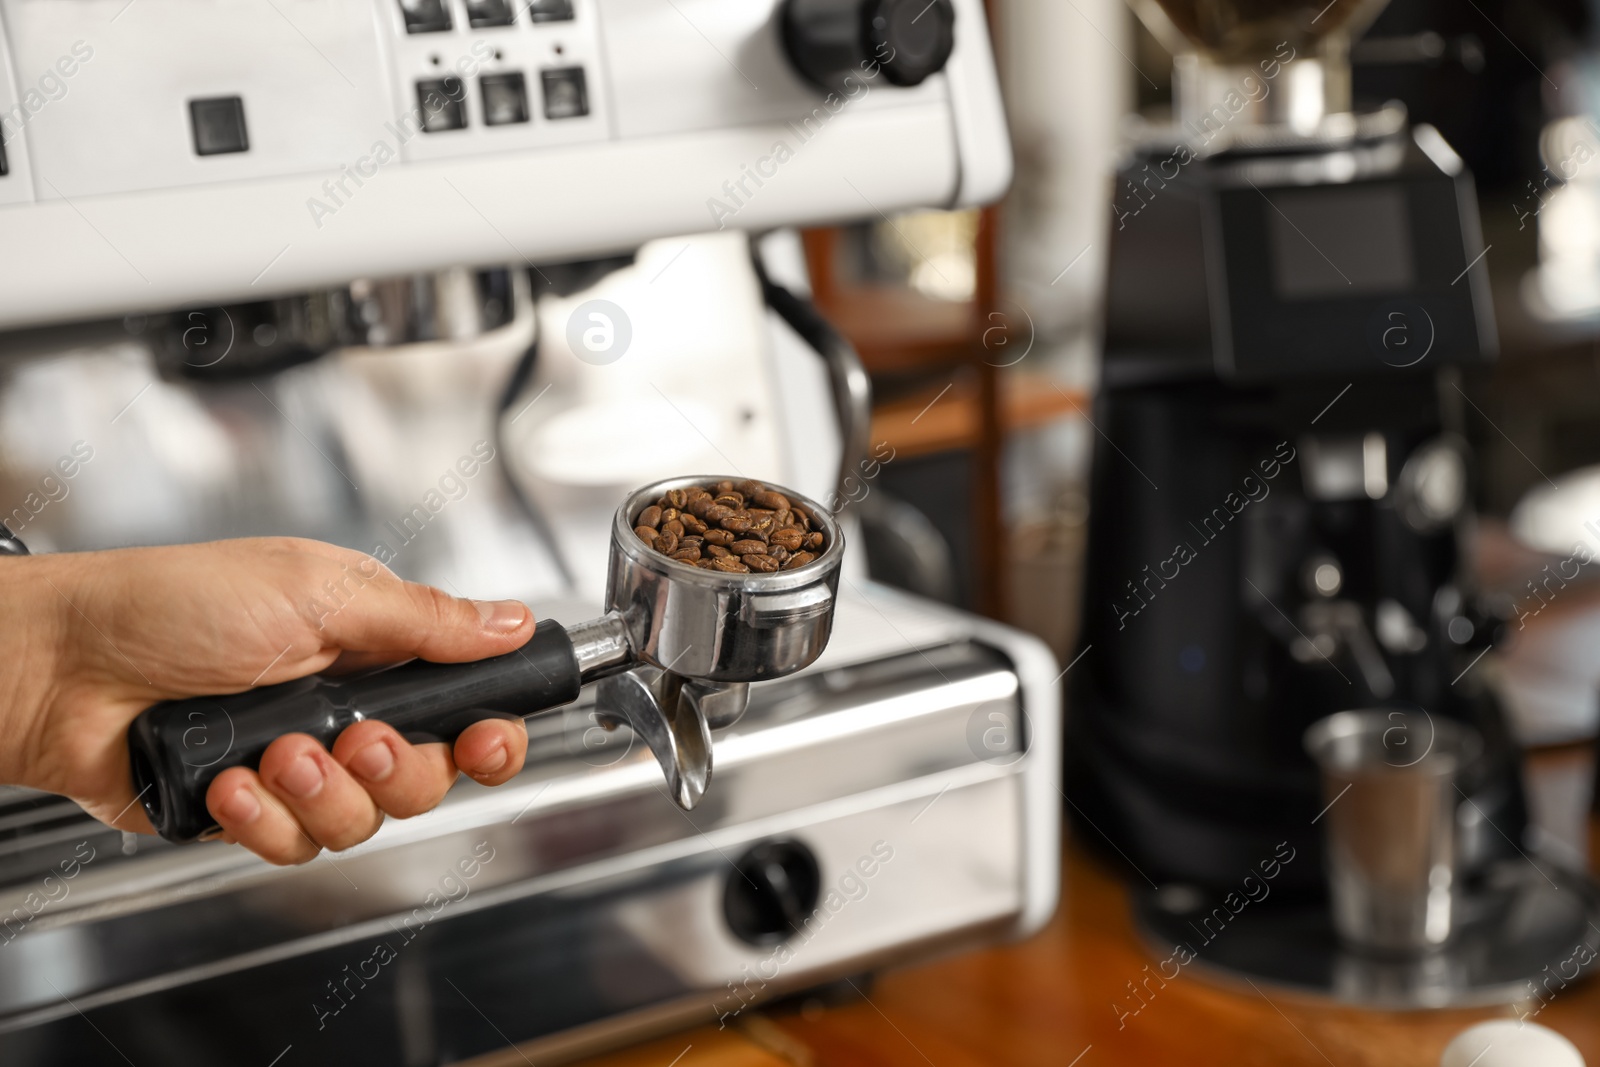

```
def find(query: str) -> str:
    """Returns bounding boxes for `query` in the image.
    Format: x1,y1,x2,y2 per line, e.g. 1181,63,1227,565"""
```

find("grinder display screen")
1266,185,1415,300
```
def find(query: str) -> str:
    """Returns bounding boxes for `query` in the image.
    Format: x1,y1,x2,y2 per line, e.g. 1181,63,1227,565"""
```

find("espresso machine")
0,2,1061,1063
1071,0,1600,1006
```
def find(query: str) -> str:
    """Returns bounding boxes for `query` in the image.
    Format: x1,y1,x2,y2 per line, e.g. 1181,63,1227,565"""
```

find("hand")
0,537,535,865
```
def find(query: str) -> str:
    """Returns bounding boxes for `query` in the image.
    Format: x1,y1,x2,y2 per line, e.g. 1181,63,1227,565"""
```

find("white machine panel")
0,0,1011,330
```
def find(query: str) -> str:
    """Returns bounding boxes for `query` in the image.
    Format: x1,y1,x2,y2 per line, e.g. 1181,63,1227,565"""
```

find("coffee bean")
635,479,827,574
753,490,789,511
770,527,804,552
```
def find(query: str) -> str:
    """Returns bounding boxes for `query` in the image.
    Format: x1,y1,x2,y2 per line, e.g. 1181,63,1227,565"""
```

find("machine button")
540,67,588,119
398,0,452,33
188,97,249,156
781,0,956,92
525,0,575,23
416,78,468,132
465,0,516,27
723,840,821,947
480,72,529,125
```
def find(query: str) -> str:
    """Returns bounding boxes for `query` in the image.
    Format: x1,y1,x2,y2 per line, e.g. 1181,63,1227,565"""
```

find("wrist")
0,554,76,789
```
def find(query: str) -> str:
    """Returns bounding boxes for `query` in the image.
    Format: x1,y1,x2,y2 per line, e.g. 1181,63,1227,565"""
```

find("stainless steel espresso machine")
1071,0,1600,1007
0,2,1059,1063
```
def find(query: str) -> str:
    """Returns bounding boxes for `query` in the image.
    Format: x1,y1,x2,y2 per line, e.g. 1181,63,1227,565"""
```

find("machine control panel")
0,0,1009,330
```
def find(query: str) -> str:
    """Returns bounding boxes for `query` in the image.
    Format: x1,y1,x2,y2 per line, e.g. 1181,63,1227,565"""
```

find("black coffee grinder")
1064,0,1587,1005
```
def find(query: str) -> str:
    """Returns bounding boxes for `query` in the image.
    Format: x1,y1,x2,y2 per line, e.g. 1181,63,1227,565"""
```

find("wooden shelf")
872,375,1088,459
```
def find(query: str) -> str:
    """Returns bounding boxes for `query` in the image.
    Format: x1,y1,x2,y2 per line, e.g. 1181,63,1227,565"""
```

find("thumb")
316,577,534,663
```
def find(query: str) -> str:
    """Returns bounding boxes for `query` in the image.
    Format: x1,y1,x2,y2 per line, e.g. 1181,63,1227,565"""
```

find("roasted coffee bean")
753,490,790,511
635,478,826,572
770,527,804,552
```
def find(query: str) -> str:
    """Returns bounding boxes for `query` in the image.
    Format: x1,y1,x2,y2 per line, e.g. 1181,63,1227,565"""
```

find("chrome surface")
605,476,845,683
1305,711,1480,952
569,612,634,683
0,629,1034,1062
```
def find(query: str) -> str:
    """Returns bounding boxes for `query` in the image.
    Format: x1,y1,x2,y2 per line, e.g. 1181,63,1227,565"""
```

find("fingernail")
275,754,325,799
474,742,509,776
219,788,261,825
474,599,527,634
347,741,395,783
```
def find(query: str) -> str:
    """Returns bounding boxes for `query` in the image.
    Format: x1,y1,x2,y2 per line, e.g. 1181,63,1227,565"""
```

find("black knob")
722,840,822,946
780,0,956,93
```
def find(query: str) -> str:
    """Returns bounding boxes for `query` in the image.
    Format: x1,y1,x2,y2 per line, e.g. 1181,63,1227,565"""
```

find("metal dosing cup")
1305,710,1481,954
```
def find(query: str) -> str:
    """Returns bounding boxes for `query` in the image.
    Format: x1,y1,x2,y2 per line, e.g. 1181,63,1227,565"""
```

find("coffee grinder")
1069,0,1600,1005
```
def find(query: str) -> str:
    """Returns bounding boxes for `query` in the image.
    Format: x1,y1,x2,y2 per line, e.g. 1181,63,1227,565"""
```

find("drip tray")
1133,860,1600,1009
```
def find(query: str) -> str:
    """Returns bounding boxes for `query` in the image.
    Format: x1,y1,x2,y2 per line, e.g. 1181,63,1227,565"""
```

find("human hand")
1,537,534,864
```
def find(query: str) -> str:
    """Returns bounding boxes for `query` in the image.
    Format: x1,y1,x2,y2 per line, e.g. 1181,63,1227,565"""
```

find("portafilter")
128,476,844,843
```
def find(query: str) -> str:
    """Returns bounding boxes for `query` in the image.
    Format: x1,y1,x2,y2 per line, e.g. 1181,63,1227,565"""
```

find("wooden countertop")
568,828,1600,1067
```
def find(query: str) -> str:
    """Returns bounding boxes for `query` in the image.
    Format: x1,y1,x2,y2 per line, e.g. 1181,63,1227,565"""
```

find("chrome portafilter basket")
128,476,844,842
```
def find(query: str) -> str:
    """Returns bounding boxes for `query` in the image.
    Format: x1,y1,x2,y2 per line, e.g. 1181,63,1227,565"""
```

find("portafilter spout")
127,476,845,843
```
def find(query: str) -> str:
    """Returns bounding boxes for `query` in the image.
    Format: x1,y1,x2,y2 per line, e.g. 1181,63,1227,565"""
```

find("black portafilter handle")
127,620,585,844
